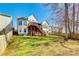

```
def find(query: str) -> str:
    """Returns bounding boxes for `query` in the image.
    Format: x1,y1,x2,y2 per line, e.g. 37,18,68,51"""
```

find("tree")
72,3,75,34
76,4,79,33
45,3,79,40
64,3,70,40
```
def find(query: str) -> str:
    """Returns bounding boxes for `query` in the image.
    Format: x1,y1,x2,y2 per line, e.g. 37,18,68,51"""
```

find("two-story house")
17,15,46,36
17,15,38,35
17,17,28,35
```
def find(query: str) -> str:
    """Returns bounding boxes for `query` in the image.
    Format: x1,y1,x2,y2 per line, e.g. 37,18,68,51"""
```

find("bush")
68,33,79,40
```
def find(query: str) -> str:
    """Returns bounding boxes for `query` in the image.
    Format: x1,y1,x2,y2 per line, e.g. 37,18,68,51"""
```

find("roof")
0,13,11,17
45,20,49,25
17,17,28,21
28,14,38,23
34,22,41,25
42,21,49,26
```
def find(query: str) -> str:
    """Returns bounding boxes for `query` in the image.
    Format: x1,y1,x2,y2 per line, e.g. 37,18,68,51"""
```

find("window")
20,29,21,32
19,21,22,25
24,28,26,32
24,22,27,25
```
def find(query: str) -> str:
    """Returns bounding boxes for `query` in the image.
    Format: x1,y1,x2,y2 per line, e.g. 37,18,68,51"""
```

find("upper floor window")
19,21,22,25
24,22,27,25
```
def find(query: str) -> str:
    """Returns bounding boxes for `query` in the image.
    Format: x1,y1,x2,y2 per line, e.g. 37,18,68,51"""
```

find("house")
17,15,38,35
49,24,63,34
17,17,28,35
0,13,13,42
0,13,13,54
17,15,46,36
42,21,50,35
42,20,64,34
48,25,54,33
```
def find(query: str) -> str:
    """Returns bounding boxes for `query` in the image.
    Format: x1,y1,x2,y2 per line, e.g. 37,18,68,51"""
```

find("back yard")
1,35,79,56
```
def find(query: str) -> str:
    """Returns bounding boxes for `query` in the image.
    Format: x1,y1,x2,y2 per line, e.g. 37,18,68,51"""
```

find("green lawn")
1,35,79,56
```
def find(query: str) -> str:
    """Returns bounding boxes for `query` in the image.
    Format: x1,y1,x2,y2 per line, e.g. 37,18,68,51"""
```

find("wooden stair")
28,22,46,36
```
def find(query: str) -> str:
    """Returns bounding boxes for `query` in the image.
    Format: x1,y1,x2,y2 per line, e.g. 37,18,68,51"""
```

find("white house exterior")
28,15,38,23
17,15,38,35
0,13,13,42
0,14,12,31
0,13,13,54
49,25,53,33
42,21,64,34
17,17,28,35
42,21,50,34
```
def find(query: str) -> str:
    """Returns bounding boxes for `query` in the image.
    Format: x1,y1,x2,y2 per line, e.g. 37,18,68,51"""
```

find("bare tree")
64,3,70,40
72,3,75,34
76,4,79,33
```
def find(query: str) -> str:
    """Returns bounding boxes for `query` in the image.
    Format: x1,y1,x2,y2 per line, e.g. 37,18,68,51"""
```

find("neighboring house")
17,17,28,35
52,27,60,33
0,13,13,54
49,25,62,33
0,13,13,42
42,20,63,34
48,25,53,33
42,21,50,34
59,27,65,33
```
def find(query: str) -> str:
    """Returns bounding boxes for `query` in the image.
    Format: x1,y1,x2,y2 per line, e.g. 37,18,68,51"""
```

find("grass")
1,35,79,56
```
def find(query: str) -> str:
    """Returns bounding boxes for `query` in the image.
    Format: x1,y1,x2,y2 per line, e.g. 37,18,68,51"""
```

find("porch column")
31,26,32,36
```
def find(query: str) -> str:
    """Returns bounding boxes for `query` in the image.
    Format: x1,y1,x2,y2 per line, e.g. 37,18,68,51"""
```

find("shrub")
68,33,79,40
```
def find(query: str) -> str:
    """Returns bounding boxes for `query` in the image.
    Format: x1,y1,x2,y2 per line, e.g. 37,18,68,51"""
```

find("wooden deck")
27,22,46,36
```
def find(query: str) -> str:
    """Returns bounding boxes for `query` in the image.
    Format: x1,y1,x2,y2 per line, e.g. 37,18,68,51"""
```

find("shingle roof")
0,13,11,17
17,17,28,21
28,14,38,23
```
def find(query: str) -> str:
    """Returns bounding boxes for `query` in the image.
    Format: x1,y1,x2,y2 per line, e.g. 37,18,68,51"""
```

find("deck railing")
28,22,46,35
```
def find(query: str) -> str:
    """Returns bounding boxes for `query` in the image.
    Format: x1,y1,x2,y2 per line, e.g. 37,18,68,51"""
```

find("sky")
0,3,52,28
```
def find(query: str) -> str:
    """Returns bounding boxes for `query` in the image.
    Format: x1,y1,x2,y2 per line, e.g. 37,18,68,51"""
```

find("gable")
28,15,38,23
42,21,49,27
